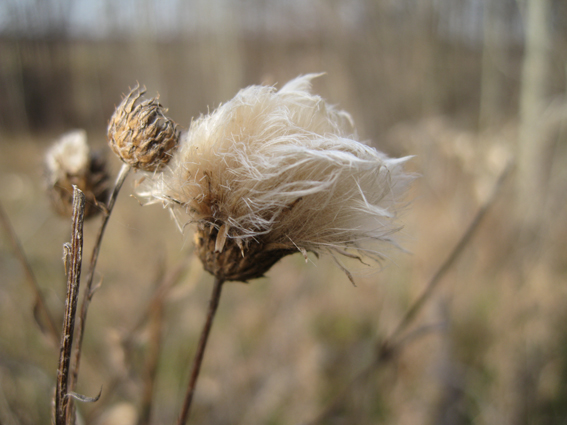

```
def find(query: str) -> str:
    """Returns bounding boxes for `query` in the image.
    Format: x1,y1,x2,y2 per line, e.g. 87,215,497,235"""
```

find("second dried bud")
108,85,179,172
45,130,109,219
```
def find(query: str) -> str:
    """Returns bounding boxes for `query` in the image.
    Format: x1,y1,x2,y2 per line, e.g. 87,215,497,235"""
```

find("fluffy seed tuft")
139,74,413,282
45,130,109,219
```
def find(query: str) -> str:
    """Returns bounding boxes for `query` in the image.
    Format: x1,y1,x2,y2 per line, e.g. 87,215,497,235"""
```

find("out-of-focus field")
1,2,567,424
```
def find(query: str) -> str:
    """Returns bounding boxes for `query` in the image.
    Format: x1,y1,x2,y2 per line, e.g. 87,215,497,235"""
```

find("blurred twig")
138,284,165,425
303,322,443,425
85,258,189,425
177,276,225,425
67,163,131,422
54,187,85,425
127,259,189,339
0,371,19,425
304,161,513,425
0,200,59,345
387,160,513,344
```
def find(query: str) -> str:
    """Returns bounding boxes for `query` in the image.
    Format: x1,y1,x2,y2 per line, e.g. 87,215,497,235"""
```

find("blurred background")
1,0,567,424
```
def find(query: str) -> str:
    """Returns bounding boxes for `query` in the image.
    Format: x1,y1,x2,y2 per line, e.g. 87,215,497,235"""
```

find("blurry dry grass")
1,113,566,424
1,1,567,423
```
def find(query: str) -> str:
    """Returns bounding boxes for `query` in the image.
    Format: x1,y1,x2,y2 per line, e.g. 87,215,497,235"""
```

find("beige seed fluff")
45,129,109,219
46,130,90,184
139,74,412,281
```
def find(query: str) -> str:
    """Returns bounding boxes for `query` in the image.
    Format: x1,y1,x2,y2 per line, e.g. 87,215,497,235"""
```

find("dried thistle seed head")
138,74,413,283
194,222,297,282
107,85,179,172
45,130,109,219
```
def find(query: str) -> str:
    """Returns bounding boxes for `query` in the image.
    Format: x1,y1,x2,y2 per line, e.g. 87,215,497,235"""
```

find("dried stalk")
0,200,59,345
138,290,165,425
54,187,85,425
177,276,225,425
67,163,130,421
84,259,188,425
304,161,513,425
386,160,512,344
0,370,19,425
128,260,188,339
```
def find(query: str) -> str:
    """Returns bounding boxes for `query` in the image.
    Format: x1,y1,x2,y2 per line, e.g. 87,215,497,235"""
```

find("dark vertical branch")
177,276,225,425
517,0,551,229
54,187,85,425
479,0,505,130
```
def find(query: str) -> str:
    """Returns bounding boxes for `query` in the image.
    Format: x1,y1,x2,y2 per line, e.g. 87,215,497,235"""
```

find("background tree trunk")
517,0,551,234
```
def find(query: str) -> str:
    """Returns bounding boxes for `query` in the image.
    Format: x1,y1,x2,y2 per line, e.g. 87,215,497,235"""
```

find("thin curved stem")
177,276,225,425
0,201,59,344
387,160,512,344
302,160,513,425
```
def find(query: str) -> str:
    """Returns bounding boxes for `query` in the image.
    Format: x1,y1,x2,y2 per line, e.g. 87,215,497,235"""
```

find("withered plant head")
139,74,413,283
107,85,180,172
45,130,109,219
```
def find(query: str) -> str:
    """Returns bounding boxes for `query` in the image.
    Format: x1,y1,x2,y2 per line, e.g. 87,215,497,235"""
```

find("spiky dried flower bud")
45,130,109,219
139,74,413,283
107,85,179,172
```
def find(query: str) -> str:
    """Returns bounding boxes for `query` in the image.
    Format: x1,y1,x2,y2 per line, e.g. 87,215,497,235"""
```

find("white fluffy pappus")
45,129,90,184
139,74,413,280
45,129,110,219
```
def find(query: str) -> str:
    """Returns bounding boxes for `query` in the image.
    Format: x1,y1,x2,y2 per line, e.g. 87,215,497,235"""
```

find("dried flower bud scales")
107,85,179,172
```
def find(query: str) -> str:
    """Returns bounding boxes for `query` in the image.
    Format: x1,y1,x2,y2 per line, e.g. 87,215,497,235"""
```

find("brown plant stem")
304,161,513,425
84,259,189,425
177,276,225,425
138,291,165,425
54,187,85,425
0,200,59,345
387,160,512,344
129,259,189,338
67,163,130,421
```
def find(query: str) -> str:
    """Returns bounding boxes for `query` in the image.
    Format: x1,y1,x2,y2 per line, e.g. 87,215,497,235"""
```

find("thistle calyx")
108,85,179,172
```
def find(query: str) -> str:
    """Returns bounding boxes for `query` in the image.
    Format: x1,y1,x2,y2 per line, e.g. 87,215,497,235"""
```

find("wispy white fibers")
139,74,412,272
45,130,90,185
45,129,109,219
